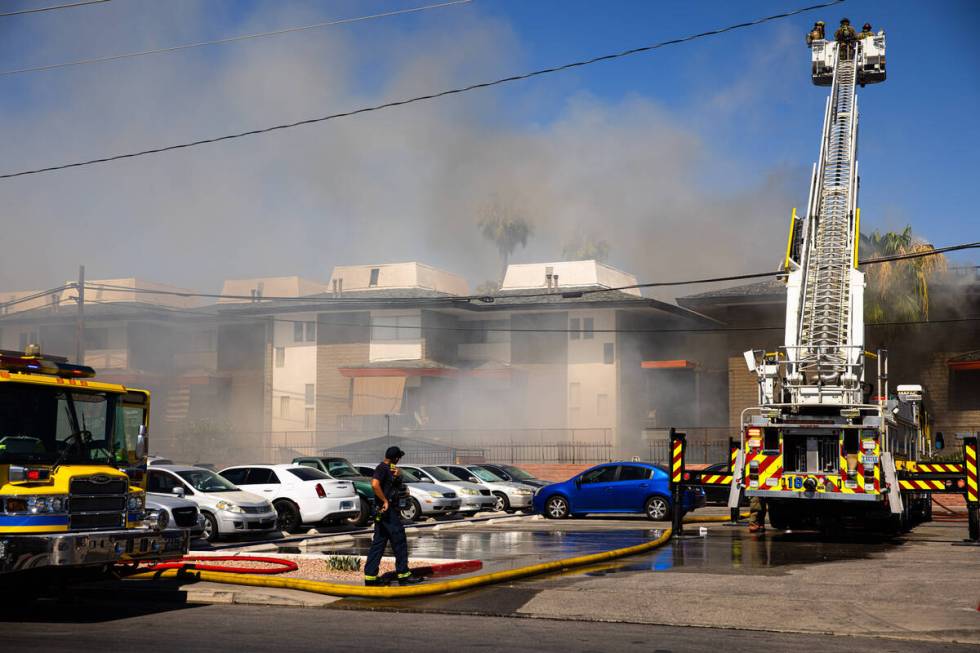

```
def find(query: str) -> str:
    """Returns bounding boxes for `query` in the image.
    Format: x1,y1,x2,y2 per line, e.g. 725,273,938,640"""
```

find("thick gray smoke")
0,1,800,297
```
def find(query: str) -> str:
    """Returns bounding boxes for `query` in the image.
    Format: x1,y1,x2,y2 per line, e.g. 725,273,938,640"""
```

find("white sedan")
219,464,358,533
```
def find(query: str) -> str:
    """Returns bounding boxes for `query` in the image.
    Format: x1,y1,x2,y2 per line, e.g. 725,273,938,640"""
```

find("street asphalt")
3,602,977,653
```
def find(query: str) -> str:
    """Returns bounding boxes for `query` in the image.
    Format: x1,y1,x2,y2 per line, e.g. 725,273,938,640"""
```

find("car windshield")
324,459,361,478
288,467,329,481
177,468,240,492
0,383,118,465
498,464,535,480
398,467,422,483
469,467,504,482
421,466,460,482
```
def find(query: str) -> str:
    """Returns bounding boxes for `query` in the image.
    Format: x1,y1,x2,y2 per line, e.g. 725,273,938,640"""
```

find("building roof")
676,278,784,309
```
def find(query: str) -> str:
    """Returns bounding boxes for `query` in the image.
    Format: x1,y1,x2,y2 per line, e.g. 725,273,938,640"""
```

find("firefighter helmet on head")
840,18,850,24
863,23,871,30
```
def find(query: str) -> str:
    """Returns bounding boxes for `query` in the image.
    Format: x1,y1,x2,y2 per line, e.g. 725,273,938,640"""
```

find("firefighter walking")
363,446,423,587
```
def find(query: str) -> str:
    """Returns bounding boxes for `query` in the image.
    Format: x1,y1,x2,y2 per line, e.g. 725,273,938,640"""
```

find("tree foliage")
562,234,611,262
860,226,946,323
477,196,533,278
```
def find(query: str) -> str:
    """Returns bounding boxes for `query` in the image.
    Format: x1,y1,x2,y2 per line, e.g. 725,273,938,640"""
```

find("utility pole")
74,265,85,364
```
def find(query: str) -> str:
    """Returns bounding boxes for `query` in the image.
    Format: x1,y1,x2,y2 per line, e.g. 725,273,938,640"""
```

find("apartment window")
950,369,980,410
597,393,610,417
305,384,315,406
369,268,380,287
569,382,581,408
304,407,315,429
279,395,290,418
274,347,285,367
603,342,614,364
372,314,421,341
583,317,594,339
569,318,581,340
294,321,304,342
84,328,108,350
305,322,316,342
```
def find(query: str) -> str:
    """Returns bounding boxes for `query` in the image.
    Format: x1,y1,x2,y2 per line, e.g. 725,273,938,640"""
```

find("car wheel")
274,500,302,533
348,497,371,527
401,498,421,522
645,496,671,521
492,493,509,513
201,512,220,543
544,495,569,519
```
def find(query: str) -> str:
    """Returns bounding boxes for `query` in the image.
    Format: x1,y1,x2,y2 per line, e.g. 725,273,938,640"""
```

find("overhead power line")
0,0,473,77
78,240,980,305
0,0,109,18
74,297,980,336
0,0,845,180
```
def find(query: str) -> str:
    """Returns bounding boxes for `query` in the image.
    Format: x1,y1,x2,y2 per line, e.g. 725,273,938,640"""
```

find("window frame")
569,317,581,340
581,465,619,484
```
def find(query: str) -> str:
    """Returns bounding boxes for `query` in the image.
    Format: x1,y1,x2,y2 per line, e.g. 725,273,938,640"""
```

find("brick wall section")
920,352,980,435
728,356,757,429
520,464,589,483
316,342,369,430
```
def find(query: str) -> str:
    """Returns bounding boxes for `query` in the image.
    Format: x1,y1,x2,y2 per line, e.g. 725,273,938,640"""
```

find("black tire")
544,495,569,519
492,493,510,513
348,497,371,527
201,512,220,543
768,504,789,530
274,500,302,534
401,498,422,522
644,495,671,522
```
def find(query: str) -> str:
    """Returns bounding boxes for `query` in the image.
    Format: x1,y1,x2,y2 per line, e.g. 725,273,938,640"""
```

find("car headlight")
428,491,444,498
459,488,477,496
145,508,169,531
513,489,532,496
127,493,145,511
216,500,244,513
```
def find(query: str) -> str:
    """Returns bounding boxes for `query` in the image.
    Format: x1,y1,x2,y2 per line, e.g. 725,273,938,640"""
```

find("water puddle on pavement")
583,528,898,577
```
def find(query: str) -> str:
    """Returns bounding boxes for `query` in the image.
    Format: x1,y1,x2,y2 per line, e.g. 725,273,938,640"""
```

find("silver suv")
439,464,535,513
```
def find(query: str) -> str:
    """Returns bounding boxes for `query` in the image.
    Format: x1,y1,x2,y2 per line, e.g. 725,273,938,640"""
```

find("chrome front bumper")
0,528,188,575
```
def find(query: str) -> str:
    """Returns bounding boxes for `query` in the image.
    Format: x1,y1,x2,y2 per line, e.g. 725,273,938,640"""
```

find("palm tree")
860,226,947,323
562,234,611,262
477,196,533,280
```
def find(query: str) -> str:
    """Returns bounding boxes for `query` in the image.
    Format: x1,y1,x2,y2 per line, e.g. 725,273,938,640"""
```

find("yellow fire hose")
129,513,745,599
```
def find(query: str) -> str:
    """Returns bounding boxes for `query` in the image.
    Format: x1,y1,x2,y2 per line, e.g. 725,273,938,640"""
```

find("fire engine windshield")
0,383,118,465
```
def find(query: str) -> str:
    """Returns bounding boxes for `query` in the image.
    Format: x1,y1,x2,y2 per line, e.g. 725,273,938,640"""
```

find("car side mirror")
574,477,582,488
171,486,186,498
935,432,945,451
136,425,148,460
468,477,479,483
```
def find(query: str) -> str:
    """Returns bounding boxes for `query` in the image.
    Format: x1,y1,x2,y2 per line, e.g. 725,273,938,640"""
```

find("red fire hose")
139,555,298,575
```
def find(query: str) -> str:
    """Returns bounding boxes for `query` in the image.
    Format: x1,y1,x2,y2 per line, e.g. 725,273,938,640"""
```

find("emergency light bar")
0,350,95,379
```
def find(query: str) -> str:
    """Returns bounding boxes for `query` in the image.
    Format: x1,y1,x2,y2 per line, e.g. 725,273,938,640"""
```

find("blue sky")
0,0,976,292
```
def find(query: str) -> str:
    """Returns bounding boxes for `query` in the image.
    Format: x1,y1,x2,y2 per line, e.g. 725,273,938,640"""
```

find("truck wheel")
348,497,371,527
274,500,302,533
645,496,670,521
202,512,220,543
401,498,421,522
767,504,789,530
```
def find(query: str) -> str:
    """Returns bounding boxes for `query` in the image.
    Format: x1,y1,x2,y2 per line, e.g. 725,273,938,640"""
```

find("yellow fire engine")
0,346,186,578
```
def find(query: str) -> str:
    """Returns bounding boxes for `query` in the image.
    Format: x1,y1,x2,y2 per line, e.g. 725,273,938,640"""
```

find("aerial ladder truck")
714,30,979,534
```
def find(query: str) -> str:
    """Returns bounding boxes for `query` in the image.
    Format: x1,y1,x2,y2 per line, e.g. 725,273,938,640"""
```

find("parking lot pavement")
340,515,980,645
3,603,978,653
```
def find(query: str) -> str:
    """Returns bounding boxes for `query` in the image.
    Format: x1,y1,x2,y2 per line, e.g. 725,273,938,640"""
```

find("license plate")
163,534,184,551
862,455,879,464
340,501,354,510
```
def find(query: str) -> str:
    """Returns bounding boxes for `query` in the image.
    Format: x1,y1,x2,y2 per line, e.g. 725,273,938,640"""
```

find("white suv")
219,464,358,533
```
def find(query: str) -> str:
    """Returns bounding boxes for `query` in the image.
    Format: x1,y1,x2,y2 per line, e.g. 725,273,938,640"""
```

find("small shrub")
327,555,362,572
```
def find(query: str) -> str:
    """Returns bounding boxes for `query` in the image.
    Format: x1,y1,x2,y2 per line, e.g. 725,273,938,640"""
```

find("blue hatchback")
532,462,705,521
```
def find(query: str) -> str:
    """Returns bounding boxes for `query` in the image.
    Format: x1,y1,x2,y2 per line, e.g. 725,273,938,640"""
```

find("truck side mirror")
935,432,945,451
136,424,148,459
